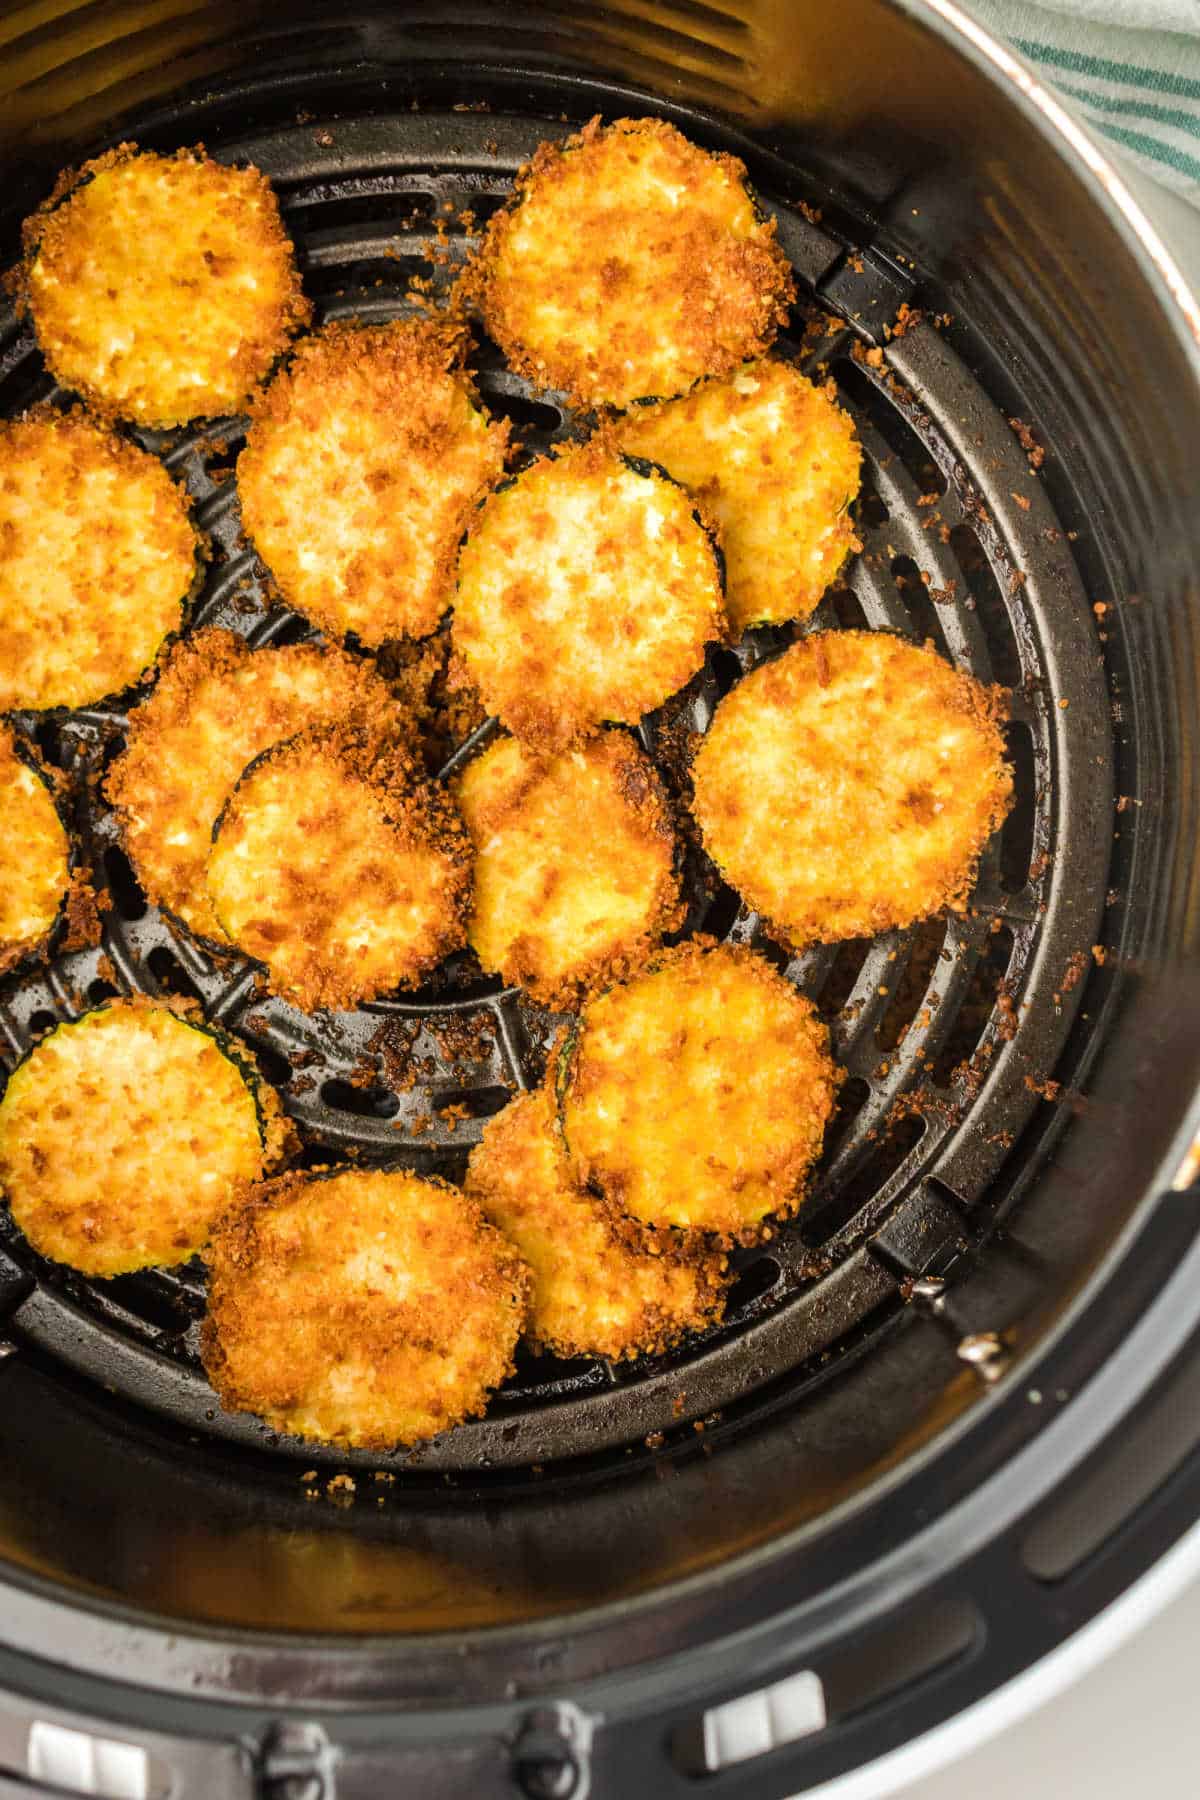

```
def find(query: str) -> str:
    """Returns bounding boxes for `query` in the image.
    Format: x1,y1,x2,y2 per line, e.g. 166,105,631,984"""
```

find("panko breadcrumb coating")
0,410,199,712
237,318,509,647
452,440,726,749
201,1167,530,1449
692,631,1014,946
614,359,861,631
468,116,794,408
106,629,399,943
561,941,841,1240
467,1086,726,1361
22,145,309,427
0,997,288,1277
0,727,70,976
206,723,472,1012
454,730,683,1006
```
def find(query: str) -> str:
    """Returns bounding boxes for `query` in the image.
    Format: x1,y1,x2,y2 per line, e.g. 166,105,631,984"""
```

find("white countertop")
901,1570,1200,1798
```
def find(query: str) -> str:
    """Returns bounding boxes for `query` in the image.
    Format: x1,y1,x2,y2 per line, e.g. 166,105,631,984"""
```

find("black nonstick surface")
0,107,1112,1477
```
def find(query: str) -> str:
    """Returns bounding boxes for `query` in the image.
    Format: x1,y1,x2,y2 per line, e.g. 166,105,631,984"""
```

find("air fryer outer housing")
0,3,1199,1797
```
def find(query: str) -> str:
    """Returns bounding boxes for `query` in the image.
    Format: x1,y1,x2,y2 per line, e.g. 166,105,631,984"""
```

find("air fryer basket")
0,3,1198,1798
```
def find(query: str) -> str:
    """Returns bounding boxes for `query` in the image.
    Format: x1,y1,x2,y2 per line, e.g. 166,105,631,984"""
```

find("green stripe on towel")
1014,38,1200,103
1055,82,1200,141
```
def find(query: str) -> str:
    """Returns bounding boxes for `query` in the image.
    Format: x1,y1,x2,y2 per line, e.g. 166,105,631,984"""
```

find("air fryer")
0,2,1198,1797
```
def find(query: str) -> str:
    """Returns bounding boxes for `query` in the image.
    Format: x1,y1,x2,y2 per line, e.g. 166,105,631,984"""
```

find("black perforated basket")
0,4,1198,1798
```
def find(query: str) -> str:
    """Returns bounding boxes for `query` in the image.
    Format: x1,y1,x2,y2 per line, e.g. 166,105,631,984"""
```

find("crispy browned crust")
55,868,109,961
466,1086,726,1361
451,437,726,750
0,994,289,1278
105,627,402,943
613,358,862,630
201,1165,531,1450
453,729,684,1008
0,407,200,712
238,317,509,646
106,630,402,943
0,727,71,977
560,939,842,1244
463,116,795,408
206,717,473,1013
21,144,310,428
691,630,1015,947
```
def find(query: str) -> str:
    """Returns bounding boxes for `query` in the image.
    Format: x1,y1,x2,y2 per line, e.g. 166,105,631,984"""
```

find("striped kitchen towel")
966,0,1200,204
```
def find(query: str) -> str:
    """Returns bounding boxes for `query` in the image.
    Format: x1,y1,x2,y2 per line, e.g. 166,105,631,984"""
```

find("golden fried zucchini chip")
454,730,682,1006
692,631,1014,946
238,318,509,646
206,724,471,1012
614,359,861,631
106,629,397,943
469,116,794,408
202,1167,530,1449
0,410,199,712
0,727,71,976
0,997,288,1277
561,941,840,1241
22,145,309,427
452,441,725,749
467,1086,726,1361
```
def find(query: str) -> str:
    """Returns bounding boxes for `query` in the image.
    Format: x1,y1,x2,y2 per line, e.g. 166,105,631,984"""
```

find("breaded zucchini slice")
22,144,309,427
452,441,726,749
238,318,509,647
106,628,398,943
0,410,199,712
467,1086,726,1361
0,997,288,1277
468,116,794,408
201,1167,530,1449
0,727,71,976
560,941,841,1241
454,730,682,1006
614,359,862,631
692,631,1014,947
206,724,472,1013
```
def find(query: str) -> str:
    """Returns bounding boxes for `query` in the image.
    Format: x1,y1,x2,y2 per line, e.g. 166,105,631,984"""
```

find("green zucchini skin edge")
0,736,75,980
453,449,729,626
467,120,789,413
1,469,207,722
0,999,278,1155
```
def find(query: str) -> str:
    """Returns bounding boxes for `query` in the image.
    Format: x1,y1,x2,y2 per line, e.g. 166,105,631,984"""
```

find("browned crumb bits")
692,631,1013,947
467,1086,726,1359
238,317,508,646
560,941,841,1240
106,629,400,942
206,720,472,1012
202,1167,529,1449
451,439,725,749
22,145,309,426
0,727,70,975
614,359,861,630
0,997,287,1277
467,116,794,408
0,410,199,711
454,729,682,1006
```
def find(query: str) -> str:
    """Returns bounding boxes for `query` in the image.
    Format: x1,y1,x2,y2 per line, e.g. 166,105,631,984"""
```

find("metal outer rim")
890,14,1200,1207
893,0,1200,1221
909,0,1200,365
803,1513,1200,1800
